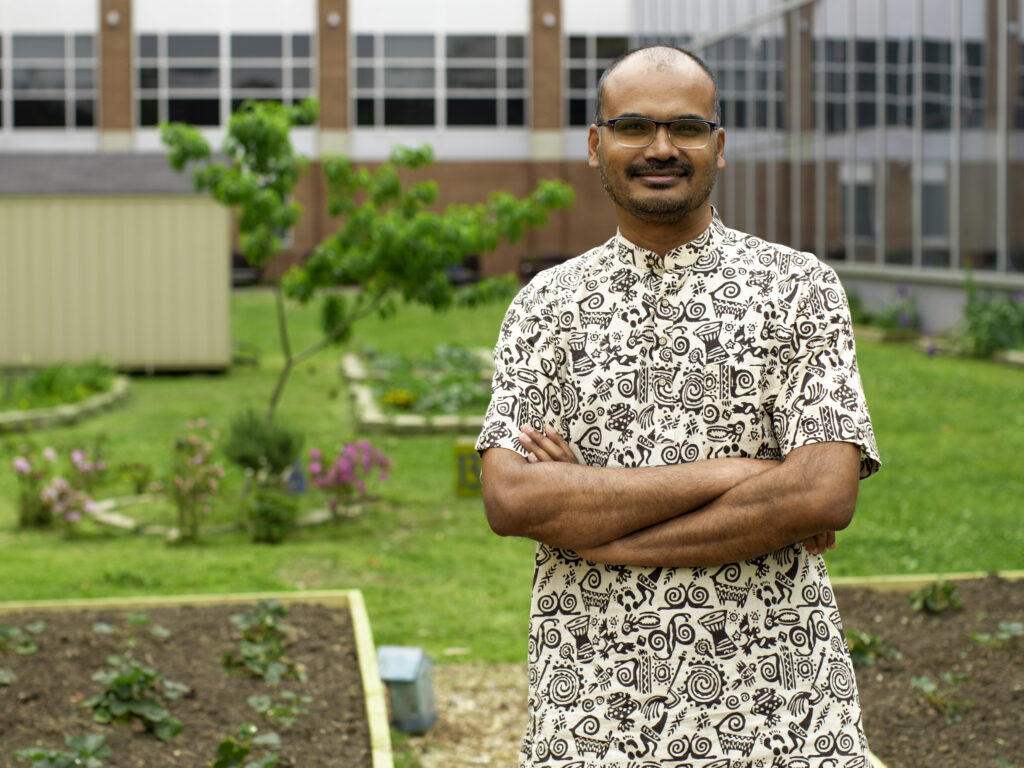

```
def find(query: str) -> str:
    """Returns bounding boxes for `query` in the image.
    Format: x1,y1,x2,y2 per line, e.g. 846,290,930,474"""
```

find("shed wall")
0,196,230,370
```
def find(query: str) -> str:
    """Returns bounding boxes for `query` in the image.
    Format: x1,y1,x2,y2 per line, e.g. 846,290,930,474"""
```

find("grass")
1,288,1022,667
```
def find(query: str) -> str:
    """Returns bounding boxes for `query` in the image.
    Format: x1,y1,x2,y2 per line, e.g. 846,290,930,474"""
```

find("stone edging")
0,376,132,433
0,589,393,768
341,352,489,434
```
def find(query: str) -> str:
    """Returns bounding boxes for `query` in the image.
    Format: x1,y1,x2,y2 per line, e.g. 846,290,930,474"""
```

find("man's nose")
644,124,679,158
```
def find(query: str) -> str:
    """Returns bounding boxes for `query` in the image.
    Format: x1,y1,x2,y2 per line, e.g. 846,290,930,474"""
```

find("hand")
519,424,579,464
802,530,836,556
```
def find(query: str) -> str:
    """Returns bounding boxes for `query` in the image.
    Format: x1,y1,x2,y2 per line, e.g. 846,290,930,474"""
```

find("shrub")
10,443,58,528
0,360,114,411
959,279,1024,357
307,442,391,521
223,409,304,475
167,419,225,541
248,487,298,544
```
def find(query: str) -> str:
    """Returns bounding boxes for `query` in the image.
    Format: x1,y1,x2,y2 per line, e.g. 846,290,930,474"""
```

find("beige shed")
0,154,231,371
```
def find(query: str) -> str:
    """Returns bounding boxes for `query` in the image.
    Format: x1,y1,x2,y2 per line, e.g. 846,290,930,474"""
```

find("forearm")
578,441,860,567
481,446,775,550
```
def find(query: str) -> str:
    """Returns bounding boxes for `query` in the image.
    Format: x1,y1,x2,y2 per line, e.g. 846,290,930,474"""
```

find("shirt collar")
612,207,726,272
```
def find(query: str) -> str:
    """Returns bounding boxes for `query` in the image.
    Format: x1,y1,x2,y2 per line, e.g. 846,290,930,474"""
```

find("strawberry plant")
13,733,111,768
222,599,306,684
909,579,963,614
211,723,281,768
247,691,312,727
83,654,191,741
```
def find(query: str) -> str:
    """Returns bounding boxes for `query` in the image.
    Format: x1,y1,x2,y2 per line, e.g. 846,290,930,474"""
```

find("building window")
962,40,987,128
137,33,221,126
230,33,315,113
565,35,630,126
354,34,436,126
445,34,526,127
136,32,314,127
705,37,749,128
353,33,526,128
814,38,847,133
7,33,95,129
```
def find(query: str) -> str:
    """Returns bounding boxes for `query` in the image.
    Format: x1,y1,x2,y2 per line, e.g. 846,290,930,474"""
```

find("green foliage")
223,409,304,475
0,620,44,655
911,672,971,723
844,628,901,667
363,343,491,415
247,487,298,544
162,98,573,425
1,360,113,412
247,690,312,727
211,722,281,768
971,621,1023,649
223,599,305,684
908,580,963,614
13,733,111,768
959,276,1024,357
167,419,226,541
873,285,920,331
83,654,190,741
0,665,15,685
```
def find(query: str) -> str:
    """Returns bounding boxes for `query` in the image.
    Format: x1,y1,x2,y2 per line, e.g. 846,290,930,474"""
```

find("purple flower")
12,456,31,475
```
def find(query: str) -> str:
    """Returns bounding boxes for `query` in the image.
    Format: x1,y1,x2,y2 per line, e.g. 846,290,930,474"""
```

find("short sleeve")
772,261,881,479
475,276,564,457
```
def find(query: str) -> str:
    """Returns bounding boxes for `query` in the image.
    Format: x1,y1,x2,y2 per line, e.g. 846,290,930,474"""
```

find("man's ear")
716,126,726,170
587,124,601,169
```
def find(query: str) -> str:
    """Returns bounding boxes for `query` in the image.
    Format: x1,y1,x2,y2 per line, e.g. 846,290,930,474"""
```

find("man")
476,45,880,768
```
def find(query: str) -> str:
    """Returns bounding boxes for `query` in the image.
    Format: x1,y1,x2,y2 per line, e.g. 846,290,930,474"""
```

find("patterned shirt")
477,211,881,768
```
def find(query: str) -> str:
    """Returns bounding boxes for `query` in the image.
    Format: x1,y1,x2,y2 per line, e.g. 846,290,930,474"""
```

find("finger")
519,429,554,462
542,424,579,464
802,533,826,555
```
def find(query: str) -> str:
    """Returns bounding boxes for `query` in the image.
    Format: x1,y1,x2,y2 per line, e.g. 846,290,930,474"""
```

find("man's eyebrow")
613,112,707,121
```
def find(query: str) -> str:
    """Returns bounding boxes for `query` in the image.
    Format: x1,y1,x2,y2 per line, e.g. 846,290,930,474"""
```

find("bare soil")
1,577,1021,768
0,602,371,768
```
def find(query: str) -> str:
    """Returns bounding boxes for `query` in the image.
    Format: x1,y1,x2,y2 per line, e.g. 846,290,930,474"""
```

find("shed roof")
0,153,198,196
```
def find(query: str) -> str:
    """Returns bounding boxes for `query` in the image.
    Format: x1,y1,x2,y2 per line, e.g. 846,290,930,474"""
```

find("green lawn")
1,288,1022,665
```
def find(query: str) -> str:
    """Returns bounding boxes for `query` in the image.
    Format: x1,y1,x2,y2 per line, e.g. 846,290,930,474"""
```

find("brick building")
2,0,1023,331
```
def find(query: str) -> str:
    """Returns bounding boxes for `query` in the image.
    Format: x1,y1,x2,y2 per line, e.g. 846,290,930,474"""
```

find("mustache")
626,161,693,177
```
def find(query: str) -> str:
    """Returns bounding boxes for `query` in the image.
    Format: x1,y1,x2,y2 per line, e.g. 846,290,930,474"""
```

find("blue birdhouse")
377,645,437,734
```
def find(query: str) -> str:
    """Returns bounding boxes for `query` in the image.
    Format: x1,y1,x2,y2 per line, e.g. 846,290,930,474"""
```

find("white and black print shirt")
477,211,882,768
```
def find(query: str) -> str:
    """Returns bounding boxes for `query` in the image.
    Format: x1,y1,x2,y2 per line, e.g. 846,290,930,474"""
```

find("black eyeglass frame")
594,117,721,149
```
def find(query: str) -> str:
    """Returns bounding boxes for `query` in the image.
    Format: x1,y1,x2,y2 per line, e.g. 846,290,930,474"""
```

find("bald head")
594,46,721,124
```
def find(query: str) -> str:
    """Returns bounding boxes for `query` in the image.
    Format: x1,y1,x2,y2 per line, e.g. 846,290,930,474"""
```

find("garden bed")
0,591,389,768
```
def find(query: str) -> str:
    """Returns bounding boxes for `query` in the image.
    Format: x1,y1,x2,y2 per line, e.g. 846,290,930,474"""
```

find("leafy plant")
971,621,1023,649
307,442,391,521
959,276,1024,356
211,723,281,768
365,343,491,415
10,442,58,528
873,284,920,331
222,600,305,684
247,691,312,728
844,628,901,667
12,733,111,768
166,419,226,541
0,360,113,411
911,672,971,723
118,460,154,495
83,654,191,741
909,579,963,614
247,486,298,544
162,98,573,426
223,409,304,475
0,620,45,655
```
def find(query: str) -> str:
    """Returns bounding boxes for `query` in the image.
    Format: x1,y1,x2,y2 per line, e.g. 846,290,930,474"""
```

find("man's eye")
617,120,650,135
672,121,703,135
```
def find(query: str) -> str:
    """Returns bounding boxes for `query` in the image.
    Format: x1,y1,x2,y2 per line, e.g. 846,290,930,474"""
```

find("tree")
162,99,574,424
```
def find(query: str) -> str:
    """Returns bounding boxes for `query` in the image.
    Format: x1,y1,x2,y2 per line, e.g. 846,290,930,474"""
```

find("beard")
598,151,719,224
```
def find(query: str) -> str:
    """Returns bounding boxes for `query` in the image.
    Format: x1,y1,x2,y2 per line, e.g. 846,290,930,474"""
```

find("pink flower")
12,457,31,475
42,447,57,462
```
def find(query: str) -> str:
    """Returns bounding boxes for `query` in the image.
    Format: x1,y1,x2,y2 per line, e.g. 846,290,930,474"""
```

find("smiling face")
588,50,726,235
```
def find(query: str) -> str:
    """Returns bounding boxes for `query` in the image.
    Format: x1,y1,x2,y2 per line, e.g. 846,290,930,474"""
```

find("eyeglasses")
595,117,719,149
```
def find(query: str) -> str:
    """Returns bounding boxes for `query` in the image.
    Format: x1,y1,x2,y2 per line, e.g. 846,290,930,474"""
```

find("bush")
223,410,304,475
959,279,1024,357
247,487,298,544
1,360,114,411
